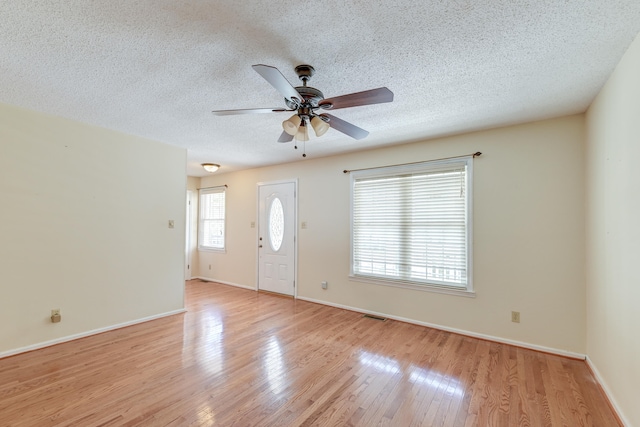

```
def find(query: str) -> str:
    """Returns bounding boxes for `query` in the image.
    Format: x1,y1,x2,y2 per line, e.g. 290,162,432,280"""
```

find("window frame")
349,157,474,297
198,186,226,253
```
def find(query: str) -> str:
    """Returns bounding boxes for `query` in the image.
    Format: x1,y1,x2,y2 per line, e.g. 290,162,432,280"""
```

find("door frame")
185,190,193,280
256,179,298,298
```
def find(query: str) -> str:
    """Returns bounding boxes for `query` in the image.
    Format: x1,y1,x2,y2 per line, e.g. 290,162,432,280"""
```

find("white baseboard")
296,296,586,360
0,309,186,360
585,356,630,426
195,276,257,291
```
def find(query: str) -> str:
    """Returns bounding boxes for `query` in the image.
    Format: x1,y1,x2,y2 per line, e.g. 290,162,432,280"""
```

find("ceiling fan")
212,64,394,145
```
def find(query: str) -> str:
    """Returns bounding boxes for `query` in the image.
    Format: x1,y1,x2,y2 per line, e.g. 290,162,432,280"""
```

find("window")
269,197,285,252
198,186,226,251
350,157,473,294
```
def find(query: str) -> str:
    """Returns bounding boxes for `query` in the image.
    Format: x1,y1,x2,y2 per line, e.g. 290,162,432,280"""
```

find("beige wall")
0,103,186,355
198,115,586,355
586,32,640,427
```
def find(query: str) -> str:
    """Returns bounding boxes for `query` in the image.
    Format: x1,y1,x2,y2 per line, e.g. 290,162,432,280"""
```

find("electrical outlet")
209,264,212,270
251,221,255,228
321,281,328,289
51,309,61,323
168,220,175,229
511,311,520,323
301,221,307,229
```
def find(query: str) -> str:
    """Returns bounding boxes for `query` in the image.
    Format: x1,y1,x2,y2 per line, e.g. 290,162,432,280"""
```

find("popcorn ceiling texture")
1,1,639,175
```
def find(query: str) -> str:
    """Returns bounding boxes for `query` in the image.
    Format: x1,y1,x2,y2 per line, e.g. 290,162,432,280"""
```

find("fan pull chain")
292,141,306,157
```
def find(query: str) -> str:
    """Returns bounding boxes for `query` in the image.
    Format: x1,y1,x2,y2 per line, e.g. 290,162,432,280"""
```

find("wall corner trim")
585,356,630,427
0,309,186,360
195,276,257,291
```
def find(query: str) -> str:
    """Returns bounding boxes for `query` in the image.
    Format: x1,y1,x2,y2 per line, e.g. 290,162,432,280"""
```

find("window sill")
348,275,476,298
197,247,226,254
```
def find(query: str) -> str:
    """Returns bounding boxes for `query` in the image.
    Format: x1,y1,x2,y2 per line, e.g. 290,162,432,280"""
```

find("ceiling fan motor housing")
285,86,324,109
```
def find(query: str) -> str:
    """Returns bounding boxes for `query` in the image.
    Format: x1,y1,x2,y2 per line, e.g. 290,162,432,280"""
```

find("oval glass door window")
269,197,285,251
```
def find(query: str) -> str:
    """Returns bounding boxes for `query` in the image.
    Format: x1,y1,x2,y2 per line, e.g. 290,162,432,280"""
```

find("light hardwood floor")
0,280,620,426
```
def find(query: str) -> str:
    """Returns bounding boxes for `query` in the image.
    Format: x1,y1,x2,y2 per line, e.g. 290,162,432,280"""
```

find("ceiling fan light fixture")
295,122,309,142
311,116,330,137
282,114,302,136
202,163,220,173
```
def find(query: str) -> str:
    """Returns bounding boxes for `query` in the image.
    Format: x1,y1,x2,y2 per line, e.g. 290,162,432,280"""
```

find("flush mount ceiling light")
202,163,220,173
212,64,394,154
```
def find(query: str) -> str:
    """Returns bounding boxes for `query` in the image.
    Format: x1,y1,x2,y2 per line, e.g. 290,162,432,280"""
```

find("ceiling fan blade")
323,113,369,140
212,108,291,116
252,64,304,105
319,87,393,110
278,131,294,143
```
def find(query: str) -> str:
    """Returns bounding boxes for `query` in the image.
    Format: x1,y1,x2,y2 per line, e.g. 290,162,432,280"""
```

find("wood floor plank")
0,280,621,426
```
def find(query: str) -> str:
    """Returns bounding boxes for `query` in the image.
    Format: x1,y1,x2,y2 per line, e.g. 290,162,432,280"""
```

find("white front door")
258,181,296,296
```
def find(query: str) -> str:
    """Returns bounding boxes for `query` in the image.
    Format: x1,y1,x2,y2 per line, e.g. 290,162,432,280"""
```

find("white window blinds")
198,186,226,251
351,158,472,290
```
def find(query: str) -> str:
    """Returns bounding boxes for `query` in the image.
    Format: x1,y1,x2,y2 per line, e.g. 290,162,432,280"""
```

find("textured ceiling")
1,1,639,176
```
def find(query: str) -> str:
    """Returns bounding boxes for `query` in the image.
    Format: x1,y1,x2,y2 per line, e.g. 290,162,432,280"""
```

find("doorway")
257,181,297,296
185,190,193,280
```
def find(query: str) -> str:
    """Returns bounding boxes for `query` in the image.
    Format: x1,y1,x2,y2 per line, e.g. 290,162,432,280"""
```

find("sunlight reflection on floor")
358,350,465,398
264,336,287,395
